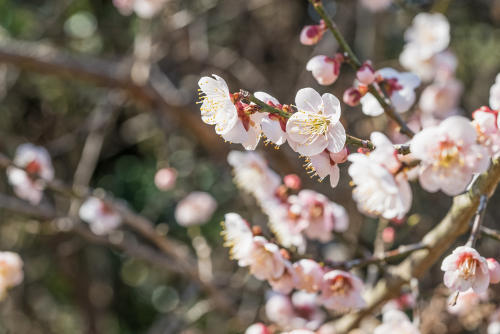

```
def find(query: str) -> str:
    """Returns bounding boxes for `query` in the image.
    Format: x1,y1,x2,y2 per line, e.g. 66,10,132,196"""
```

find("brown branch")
335,158,500,332
480,225,500,242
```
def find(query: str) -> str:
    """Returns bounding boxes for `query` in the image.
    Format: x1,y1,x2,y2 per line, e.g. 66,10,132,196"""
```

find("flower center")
25,160,41,175
458,256,477,280
435,139,462,168
297,112,331,140
329,275,351,296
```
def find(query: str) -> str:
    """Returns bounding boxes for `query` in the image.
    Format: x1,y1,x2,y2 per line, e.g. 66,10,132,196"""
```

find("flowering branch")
308,0,416,138
327,242,428,270
466,194,488,247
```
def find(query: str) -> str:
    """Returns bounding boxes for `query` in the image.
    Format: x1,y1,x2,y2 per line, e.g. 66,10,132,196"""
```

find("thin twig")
480,225,500,242
466,194,488,247
308,0,415,138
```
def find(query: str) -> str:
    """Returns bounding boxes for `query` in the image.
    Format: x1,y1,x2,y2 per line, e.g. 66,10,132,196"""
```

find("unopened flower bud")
300,20,326,45
357,61,376,85
284,174,301,190
488,258,500,284
382,227,395,243
154,167,177,191
343,87,362,106
330,147,348,164
306,55,341,86
252,225,263,236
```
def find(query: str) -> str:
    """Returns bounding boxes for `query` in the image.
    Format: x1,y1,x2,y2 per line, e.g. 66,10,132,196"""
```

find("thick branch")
336,158,500,332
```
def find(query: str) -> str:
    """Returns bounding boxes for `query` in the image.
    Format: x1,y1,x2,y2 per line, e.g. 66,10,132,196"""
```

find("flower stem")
466,194,488,247
308,0,415,138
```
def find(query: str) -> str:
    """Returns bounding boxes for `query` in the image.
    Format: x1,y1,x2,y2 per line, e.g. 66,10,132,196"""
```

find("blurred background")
0,0,500,333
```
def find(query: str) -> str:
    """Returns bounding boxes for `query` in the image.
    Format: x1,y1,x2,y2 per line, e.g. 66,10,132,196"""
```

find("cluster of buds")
342,61,377,107
306,53,344,86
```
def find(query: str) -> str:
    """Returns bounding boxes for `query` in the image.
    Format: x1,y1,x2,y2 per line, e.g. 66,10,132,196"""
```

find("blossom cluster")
222,212,365,312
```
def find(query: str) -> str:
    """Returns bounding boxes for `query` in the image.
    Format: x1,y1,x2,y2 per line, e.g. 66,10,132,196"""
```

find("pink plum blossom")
7,143,54,205
286,88,346,156
284,174,301,190
0,252,23,299
269,259,298,294
473,107,500,158
447,288,485,315
265,292,325,331
290,190,349,241
487,258,500,284
293,259,324,293
360,68,420,116
282,330,316,334
255,91,288,146
320,270,366,311
154,167,177,191
410,116,490,196
348,132,412,220
245,323,270,334
441,246,490,294
198,75,263,150
79,197,122,235
300,21,326,45
490,73,500,111
374,309,420,334
306,55,342,86
174,191,217,226
244,236,285,281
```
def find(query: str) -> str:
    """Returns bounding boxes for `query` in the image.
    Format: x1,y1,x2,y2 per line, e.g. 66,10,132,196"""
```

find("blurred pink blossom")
79,197,122,235
154,167,177,191
175,191,217,226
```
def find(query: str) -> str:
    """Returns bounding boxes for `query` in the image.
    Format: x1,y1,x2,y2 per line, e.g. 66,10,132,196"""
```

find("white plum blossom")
348,132,412,220
221,213,254,263
419,77,463,118
0,252,23,299
245,323,270,334
472,107,500,158
287,88,346,156
79,197,122,235
307,147,348,188
490,73,500,110
198,75,263,150
404,13,450,59
320,270,366,311
441,246,490,294
374,309,420,334
410,116,490,196
227,150,281,204
268,259,298,294
255,91,288,146
306,55,341,86
174,191,217,226
7,143,54,205
360,68,420,116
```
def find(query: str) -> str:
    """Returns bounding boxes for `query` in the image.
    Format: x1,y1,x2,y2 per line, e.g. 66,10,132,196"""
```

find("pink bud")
154,168,177,191
284,174,301,190
356,62,376,85
300,21,326,45
306,55,341,86
488,258,500,284
245,323,270,334
329,147,348,164
343,88,362,106
382,227,395,244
